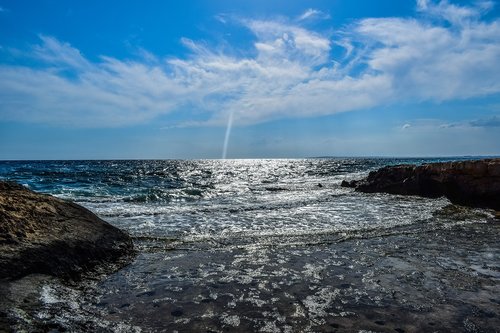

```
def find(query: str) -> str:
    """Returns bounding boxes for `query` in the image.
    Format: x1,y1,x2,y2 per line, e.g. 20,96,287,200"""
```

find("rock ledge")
342,158,500,210
0,181,134,280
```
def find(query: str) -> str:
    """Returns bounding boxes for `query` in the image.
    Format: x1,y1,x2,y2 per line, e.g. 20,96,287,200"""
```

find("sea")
0,158,498,332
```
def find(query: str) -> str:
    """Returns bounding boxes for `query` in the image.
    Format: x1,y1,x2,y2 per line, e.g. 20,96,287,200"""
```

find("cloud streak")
0,1,500,127
469,116,500,127
401,115,500,131
297,9,330,21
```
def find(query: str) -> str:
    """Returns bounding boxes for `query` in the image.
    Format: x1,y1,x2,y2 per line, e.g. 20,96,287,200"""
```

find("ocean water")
0,158,466,246
1,158,498,332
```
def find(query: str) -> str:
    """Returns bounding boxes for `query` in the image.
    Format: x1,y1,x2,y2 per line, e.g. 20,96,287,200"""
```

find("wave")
84,187,350,217
128,206,492,252
121,187,205,204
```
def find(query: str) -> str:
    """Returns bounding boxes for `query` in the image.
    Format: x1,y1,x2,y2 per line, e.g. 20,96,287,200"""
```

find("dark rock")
171,308,183,317
265,187,287,192
341,180,359,188
0,181,134,280
352,159,500,210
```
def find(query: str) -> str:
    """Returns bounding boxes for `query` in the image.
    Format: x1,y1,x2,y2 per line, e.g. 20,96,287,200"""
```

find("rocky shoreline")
342,158,500,211
1,159,498,331
1,181,135,331
0,181,134,281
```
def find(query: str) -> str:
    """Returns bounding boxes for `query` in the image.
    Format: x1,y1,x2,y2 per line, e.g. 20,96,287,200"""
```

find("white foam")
220,313,241,327
303,287,340,318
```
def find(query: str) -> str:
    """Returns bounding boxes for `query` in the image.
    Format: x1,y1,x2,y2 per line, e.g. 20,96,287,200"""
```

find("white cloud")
0,0,500,128
33,35,91,70
439,115,500,128
0,38,187,126
355,8,500,102
297,9,330,21
399,116,500,131
245,20,331,66
215,14,228,24
416,0,494,25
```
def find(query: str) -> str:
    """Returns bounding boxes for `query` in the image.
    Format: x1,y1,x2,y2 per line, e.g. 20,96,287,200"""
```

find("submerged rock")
0,181,134,280
342,158,500,210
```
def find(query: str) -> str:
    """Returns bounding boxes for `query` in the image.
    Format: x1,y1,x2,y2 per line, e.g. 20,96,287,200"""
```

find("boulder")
343,159,500,210
0,181,134,280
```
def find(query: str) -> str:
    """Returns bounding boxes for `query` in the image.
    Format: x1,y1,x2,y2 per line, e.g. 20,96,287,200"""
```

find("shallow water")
1,158,498,332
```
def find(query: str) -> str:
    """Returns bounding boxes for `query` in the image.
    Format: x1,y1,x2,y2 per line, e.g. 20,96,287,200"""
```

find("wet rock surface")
0,181,134,280
4,207,498,332
98,222,500,332
342,158,500,210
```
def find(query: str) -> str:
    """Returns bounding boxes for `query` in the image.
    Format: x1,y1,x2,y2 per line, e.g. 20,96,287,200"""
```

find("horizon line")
1,155,499,162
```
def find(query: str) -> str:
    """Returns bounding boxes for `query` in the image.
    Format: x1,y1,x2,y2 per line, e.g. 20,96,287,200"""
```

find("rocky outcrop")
0,181,134,280
342,159,500,210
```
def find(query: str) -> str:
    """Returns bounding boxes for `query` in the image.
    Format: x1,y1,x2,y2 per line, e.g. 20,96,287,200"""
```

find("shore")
3,206,498,332
1,159,499,332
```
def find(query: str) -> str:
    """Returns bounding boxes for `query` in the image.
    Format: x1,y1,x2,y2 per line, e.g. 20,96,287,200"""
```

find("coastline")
0,158,499,331
342,158,500,211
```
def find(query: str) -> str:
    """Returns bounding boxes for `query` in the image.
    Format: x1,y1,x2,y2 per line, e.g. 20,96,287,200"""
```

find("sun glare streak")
222,111,234,159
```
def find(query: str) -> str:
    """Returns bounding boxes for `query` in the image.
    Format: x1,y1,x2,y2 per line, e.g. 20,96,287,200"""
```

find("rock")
341,180,359,188
171,308,184,317
0,181,134,280
351,159,500,210
265,187,287,192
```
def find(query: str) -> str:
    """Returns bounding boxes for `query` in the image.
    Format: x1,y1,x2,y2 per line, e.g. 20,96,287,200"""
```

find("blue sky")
1,0,500,159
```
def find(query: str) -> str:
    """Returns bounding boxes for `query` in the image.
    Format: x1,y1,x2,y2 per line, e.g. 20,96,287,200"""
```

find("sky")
0,0,500,159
